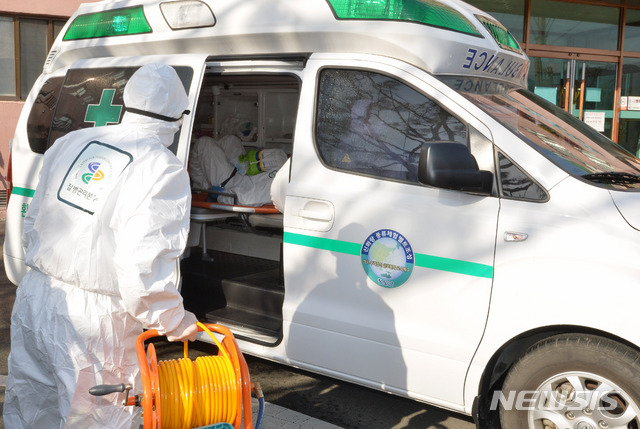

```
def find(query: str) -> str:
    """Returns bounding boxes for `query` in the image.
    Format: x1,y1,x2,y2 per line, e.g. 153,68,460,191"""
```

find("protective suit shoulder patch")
58,141,133,214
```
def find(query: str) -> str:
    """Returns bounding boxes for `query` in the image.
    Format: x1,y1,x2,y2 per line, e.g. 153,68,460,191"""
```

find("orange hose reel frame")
134,323,253,429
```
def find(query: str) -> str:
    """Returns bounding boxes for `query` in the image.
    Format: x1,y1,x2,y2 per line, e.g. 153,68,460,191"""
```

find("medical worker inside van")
4,63,198,429
189,129,287,206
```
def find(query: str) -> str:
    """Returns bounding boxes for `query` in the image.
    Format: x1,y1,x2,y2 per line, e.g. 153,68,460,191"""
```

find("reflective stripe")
12,187,35,198
284,231,494,279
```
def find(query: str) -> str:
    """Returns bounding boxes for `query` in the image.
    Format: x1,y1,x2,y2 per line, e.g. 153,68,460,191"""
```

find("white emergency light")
160,0,216,30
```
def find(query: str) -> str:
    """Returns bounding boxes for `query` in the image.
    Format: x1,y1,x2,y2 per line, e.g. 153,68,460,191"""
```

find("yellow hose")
157,322,239,429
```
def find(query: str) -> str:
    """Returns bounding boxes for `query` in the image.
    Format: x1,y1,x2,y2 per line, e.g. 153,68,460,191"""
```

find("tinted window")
498,152,547,201
27,77,64,153
316,69,467,183
446,76,640,190
48,67,136,149
30,66,194,154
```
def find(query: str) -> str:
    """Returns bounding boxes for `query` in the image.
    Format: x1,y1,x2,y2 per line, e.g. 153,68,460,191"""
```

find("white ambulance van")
5,0,640,427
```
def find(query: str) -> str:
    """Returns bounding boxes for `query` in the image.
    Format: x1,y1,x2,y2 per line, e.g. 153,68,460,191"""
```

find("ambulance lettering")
462,48,526,80
448,78,511,94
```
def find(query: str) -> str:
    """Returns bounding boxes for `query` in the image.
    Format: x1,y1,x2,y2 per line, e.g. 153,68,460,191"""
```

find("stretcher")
191,191,280,214
191,192,282,243
191,200,279,214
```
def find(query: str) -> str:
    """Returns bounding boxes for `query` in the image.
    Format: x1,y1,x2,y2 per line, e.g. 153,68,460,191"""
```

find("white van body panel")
463,175,640,410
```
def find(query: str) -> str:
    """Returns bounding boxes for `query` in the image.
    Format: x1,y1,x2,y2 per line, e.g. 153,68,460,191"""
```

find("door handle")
298,209,333,222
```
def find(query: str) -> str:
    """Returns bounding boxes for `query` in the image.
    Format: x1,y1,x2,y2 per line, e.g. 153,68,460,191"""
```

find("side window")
498,152,547,201
27,66,193,154
27,77,64,153
48,67,137,150
316,68,467,183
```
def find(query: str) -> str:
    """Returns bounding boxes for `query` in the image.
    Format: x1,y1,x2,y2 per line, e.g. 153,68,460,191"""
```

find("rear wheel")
499,334,640,429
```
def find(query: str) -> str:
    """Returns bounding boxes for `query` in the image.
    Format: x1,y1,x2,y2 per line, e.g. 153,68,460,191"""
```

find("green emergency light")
326,0,482,37
63,6,152,40
477,15,521,53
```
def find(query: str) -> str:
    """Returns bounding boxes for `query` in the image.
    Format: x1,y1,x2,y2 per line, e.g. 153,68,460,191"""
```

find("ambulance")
5,0,640,427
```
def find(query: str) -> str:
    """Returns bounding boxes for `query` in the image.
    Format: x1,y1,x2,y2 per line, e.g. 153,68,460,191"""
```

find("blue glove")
207,185,225,202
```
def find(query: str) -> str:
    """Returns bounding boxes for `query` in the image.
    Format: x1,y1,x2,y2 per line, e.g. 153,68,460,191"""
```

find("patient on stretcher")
189,135,287,206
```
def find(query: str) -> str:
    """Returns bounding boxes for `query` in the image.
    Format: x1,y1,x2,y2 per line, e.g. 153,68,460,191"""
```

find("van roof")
47,0,529,86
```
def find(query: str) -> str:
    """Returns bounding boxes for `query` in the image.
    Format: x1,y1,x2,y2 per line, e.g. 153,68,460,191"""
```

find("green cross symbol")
85,89,123,127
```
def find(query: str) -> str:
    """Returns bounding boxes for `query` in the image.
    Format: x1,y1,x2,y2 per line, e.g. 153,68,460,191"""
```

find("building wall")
2,0,90,17
0,102,21,189
1,107,20,190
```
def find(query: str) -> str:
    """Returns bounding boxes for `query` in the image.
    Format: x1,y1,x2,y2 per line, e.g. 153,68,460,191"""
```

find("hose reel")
90,322,264,429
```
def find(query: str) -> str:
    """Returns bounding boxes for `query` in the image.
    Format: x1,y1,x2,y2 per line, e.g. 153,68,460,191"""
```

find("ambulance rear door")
3,54,206,285
60,54,207,163
282,54,498,408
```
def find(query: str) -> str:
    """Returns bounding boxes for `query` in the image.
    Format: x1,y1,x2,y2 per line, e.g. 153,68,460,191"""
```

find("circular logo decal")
361,229,414,288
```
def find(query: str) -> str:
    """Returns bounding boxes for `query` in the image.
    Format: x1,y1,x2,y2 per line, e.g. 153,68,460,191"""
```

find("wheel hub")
527,372,639,429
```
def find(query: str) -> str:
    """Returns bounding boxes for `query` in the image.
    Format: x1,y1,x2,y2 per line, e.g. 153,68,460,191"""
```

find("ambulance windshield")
443,77,640,190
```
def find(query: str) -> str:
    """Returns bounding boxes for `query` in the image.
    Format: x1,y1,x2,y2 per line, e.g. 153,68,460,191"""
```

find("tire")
499,334,640,429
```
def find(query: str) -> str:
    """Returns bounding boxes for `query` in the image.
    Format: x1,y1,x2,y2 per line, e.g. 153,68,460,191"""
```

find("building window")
619,57,640,156
530,0,619,50
0,16,15,97
0,15,66,100
624,9,640,53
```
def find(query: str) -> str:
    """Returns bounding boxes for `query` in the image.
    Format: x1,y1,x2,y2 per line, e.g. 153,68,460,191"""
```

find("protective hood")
122,63,189,145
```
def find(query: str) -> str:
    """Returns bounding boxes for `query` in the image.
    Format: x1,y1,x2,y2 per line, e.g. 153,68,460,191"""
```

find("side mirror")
418,142,493,194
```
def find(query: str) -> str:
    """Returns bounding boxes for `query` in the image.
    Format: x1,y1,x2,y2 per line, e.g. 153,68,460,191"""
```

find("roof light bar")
63,6,151,40
326,0,482,37
161,0,216,30
477,15,521,53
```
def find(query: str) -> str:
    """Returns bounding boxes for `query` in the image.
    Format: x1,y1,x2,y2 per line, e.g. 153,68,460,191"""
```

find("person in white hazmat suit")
3,63,199,428
189,135,287,206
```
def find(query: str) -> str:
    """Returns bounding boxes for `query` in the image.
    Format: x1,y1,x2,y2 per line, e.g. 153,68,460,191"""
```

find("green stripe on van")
414,254,493,279
284,231,493,279
284,232,361,256
12,187,35,198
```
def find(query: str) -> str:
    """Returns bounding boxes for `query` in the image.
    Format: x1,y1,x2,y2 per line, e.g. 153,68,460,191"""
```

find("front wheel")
499,334,640,429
